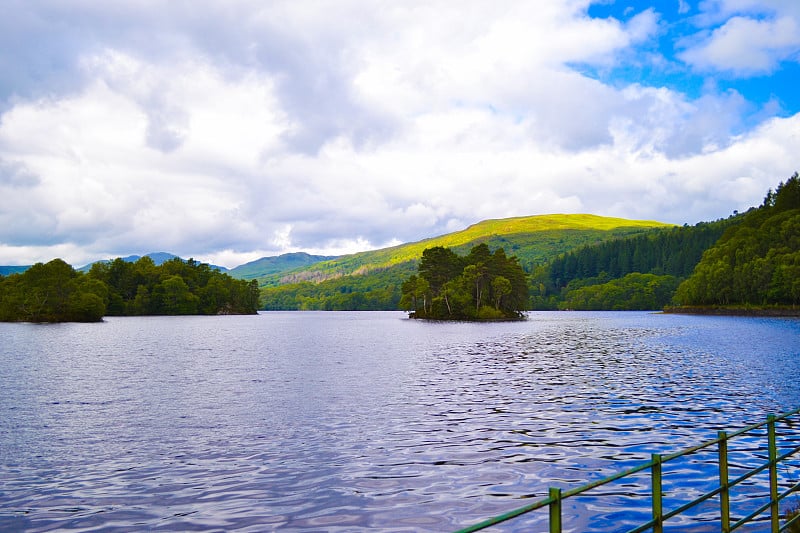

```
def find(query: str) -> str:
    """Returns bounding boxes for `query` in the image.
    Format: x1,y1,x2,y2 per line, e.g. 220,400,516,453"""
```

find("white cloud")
0,1,798,268
679,15,800,74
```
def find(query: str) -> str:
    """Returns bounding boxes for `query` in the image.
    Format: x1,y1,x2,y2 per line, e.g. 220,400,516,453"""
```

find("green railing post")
453,407,800,533
652,453,663,533
768,415,779,532
718,431,730,533
549,487,562,533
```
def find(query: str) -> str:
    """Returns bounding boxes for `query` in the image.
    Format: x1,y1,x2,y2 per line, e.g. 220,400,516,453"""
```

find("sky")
1,1,799,268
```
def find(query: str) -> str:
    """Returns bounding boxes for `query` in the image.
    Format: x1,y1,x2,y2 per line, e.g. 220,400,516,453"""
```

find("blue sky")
586,1,800,118
0,1,799,268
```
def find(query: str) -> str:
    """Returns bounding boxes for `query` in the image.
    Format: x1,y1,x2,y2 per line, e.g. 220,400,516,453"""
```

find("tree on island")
87,257,260,316
400,243,528,320
0,259,107,322
0,256,260,323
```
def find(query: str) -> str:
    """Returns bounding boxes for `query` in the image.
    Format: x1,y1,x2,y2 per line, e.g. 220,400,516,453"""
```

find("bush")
477,306,504,320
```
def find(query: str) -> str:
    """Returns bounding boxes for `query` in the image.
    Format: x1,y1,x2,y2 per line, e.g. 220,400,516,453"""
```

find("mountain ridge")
1,214,672,279
251,213,673,287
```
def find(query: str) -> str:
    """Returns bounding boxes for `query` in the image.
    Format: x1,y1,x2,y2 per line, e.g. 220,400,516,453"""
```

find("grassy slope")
229,252,337,280
255,214,673,287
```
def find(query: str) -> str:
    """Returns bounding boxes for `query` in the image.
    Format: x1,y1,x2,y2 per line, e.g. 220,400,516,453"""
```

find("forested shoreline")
528,218,736,310
672,173,800,310
0,256,259,322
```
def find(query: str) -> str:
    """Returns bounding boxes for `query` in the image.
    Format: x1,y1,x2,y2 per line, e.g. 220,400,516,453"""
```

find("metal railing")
455,407,800,532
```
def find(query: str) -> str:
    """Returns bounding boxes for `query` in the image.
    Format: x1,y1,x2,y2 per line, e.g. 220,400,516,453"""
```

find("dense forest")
0,256,259,322
400,244,528,320
0,259,109,322
529,218,737,310
87,257,259,316
674,173,800,308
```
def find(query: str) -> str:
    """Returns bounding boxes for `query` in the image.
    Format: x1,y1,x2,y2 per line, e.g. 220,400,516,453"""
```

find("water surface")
1,311,798,531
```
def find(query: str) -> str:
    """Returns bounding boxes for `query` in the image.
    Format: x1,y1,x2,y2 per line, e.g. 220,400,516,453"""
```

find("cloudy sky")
1,1,799,268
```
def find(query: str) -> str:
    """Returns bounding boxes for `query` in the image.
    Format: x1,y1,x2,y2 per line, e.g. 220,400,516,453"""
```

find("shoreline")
663,306,800,317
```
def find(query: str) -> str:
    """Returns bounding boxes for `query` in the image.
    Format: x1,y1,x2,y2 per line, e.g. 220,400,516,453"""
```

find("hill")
257,214,671,287
258,214,673,310
229,252,337,280
0,265,30,276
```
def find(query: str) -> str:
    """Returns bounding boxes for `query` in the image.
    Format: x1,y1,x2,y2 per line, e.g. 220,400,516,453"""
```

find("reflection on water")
0,311,798,531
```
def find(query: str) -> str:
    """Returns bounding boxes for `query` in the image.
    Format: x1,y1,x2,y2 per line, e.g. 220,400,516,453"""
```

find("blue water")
0,311,798,531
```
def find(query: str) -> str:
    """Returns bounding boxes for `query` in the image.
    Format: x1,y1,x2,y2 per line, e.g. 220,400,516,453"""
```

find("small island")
400,243,528,320
0,256,259,323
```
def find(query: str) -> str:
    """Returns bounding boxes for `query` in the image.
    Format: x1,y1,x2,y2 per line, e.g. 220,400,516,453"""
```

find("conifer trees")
400,244,528,320
674,173,800,308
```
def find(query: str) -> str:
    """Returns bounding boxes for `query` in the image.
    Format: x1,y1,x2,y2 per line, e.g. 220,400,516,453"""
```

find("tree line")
674,172,800,308
0,256,259,322
529,218,736,310
400,243,528,320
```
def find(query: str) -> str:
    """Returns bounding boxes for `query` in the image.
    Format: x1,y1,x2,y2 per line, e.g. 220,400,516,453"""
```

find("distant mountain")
0,265,30,275
78,252,229,273
229,252,338,280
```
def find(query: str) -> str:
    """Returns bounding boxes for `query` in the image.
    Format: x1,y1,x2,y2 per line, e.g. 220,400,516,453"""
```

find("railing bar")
664,446,800,520
562,461,653,498
729,462,770,487
769,415,780,532
778,480,800,501
568,441,798,524
720,431,731,533
625,518,657,533
730,500,773,531
549,487,562,533
661,486,724,522
658,408,800,463
652,454,663,533
453,497,553,533
661,437,722,462
453,407,800,533
776,445,800,463
726,406,800,440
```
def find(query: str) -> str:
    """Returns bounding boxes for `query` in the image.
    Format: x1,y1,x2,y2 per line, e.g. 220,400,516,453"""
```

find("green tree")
492,276,512,310
156,275,199,314
403,244,528,320
0,259,107,322
675,173,800,308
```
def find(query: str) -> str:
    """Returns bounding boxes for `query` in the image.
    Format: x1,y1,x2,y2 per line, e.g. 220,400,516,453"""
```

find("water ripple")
0,312,798,531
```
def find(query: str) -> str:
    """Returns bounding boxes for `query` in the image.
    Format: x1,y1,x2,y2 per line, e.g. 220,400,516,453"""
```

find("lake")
1,311,799,532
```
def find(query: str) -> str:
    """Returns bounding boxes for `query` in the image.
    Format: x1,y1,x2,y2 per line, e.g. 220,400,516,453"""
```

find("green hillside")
229,252,336,280
258,214,670,286
258,214,673,310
